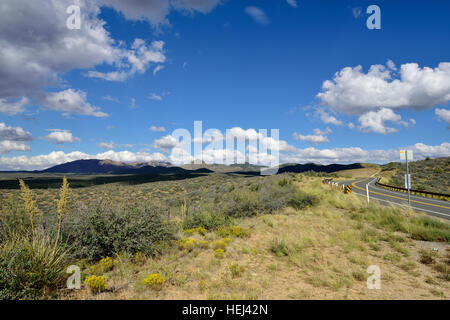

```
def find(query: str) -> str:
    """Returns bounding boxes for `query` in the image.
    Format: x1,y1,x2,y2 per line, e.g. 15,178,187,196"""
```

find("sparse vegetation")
182,211,231,231
214,248,225,259
0,179,71,300
143,273,166,291
0,172,448,300
61,203,175,261
379,157,449,194
84,275,107,294
216,226,251,238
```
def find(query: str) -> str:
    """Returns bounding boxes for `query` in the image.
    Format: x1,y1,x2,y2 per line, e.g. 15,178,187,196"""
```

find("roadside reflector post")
400,150,412,206
366,184,370,203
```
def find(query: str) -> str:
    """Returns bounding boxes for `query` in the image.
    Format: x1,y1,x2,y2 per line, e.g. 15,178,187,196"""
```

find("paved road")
336,177,450,221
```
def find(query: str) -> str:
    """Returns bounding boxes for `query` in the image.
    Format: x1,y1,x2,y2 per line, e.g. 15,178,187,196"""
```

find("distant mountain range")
37,159,212,175
0,159,370,175
181,161,265,173
276,162,364,174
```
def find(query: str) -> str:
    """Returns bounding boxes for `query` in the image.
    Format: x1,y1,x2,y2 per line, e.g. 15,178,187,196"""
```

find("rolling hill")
276,162,365,174
379,156,449,194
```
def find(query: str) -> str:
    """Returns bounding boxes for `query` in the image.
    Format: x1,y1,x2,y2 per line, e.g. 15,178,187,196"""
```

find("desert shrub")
433,167,443,174
183,226,207,236
0,194,31,242
198,240,210,249
270,239,289,257
177,238,210,251
182,211,232,231
212,240,228,251
217,226,251,238
287,191,319,210
84,275,106,294
177,238,197,251
0,179,72,300
222,238,232,244
133,252,148,266
433,263,450,281
0,235,70,300
89,256,115,275
223,190,261,217
229,264,245,278
351,270,366,281
61,203,175,261
214,248,225,259
278,177,291,186
419,249,437,265
143,273,166,291
222,183,318,217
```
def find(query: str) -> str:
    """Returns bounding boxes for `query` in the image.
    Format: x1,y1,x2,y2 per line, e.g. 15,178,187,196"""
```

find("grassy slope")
334,163,380,178
64,177,449,300
379,157,449,194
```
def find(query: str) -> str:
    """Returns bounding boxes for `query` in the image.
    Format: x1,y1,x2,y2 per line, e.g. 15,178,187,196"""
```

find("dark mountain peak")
42,159,133,174
40,159,208,175
277,162,363,174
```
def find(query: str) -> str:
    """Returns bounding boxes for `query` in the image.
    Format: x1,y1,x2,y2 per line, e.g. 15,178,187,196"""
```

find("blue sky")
0,0,449,170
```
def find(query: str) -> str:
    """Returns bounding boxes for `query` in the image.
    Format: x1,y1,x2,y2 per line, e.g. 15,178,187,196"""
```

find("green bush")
433,167,443,174
270,239,290,257
222,182,318,217
223,190,261,217
0,194,32,242
359,206,450,243
0,235,70,300
183,211,232,231
216,225,251,238
278,178,291,187
61,204,175,261
287,191,319,210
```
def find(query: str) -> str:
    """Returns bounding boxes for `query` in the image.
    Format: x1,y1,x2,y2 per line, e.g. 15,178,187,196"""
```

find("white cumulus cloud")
0,150,167,171
0,122,33,142
293,128,331,145
86,39,166,82
44,130,81,144
41,89,108,117
317,109,343,126
317,62,450,115
0,122,33,154
0,97,29,115
153,135,181,153
435,108,450,124
280,142,450,164
358,108,403,134
0,0,223,106
98,141,116,149
99,0,222,27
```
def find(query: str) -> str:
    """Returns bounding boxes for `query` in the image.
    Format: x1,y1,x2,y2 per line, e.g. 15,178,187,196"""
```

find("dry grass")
335,164,380,178
64,177,449,300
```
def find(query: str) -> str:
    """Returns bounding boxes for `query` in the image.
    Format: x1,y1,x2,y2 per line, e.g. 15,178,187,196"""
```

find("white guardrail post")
366,183,370,203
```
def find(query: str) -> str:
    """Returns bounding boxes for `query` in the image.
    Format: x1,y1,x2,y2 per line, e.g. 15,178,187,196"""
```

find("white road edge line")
351,191,450,218
368,179,449,205
335,179,450,218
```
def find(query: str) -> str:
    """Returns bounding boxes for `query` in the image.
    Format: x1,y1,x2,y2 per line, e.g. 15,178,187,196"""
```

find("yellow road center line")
351,178,450,210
